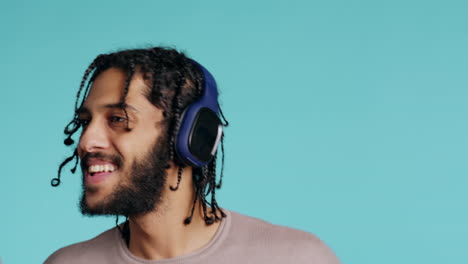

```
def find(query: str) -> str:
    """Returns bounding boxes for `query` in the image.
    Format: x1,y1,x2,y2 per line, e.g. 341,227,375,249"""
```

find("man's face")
77,67,168,216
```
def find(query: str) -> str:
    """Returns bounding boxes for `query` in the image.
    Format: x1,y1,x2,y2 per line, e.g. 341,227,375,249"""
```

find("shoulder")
44,227,118,264
226,210,340,264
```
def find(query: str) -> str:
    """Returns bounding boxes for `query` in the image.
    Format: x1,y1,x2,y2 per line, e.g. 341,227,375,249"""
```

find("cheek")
114,136,152,164
113,119,164,160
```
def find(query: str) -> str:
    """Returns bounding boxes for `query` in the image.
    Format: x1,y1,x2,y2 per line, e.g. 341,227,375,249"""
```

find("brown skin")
78,68,220,260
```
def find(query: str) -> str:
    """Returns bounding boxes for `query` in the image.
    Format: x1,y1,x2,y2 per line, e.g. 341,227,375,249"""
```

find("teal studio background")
0,0,467,263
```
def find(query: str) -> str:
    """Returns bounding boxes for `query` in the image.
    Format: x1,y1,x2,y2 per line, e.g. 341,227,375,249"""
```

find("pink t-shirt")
45,210,340,264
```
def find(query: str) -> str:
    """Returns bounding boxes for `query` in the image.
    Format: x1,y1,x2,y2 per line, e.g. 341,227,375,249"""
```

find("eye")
109,116,127,123
78,118,91,127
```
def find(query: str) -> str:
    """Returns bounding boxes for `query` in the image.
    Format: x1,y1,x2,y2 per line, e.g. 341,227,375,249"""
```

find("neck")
125,166,222,260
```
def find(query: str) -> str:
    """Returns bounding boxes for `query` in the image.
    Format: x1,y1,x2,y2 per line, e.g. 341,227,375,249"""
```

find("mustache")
80,152,123,172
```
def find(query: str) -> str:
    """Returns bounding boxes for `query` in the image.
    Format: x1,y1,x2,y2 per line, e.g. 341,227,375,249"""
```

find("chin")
80,188,111,216
84,195,102,210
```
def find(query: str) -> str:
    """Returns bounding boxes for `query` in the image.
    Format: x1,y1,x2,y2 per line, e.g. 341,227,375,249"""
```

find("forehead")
81,67,155,114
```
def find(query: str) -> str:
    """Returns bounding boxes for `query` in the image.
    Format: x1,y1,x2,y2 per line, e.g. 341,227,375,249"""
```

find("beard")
79,136,169,217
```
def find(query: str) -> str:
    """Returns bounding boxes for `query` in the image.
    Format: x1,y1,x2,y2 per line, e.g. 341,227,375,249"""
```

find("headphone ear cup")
175,59,222,167
175,107,222,167
187,108,222,162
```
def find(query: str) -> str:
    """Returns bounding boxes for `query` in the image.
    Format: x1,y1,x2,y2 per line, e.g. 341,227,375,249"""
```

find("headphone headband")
188,59,219,112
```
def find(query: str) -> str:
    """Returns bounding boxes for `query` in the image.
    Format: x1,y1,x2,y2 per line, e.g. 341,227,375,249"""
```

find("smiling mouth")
88,164,116,175
85,164,117,185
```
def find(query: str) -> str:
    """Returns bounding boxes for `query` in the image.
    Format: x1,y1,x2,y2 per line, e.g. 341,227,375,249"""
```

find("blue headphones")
174,59,223,168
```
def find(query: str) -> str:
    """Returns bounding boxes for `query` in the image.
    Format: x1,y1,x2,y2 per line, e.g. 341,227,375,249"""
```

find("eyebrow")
77,102,139,115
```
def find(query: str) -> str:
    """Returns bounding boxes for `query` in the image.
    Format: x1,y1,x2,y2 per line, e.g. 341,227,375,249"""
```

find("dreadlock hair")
51,47,229,229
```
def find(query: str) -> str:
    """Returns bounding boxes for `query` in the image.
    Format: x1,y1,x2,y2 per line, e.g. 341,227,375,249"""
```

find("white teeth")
88,164,115,173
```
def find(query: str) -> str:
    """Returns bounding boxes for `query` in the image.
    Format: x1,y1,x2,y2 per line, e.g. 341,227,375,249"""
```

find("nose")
78,118,110,157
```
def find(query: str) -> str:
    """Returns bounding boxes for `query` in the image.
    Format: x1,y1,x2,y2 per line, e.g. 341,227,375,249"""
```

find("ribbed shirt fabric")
45,210,340,264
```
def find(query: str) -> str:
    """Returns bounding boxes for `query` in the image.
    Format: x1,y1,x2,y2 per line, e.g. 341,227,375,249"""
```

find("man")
45,47,340,263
